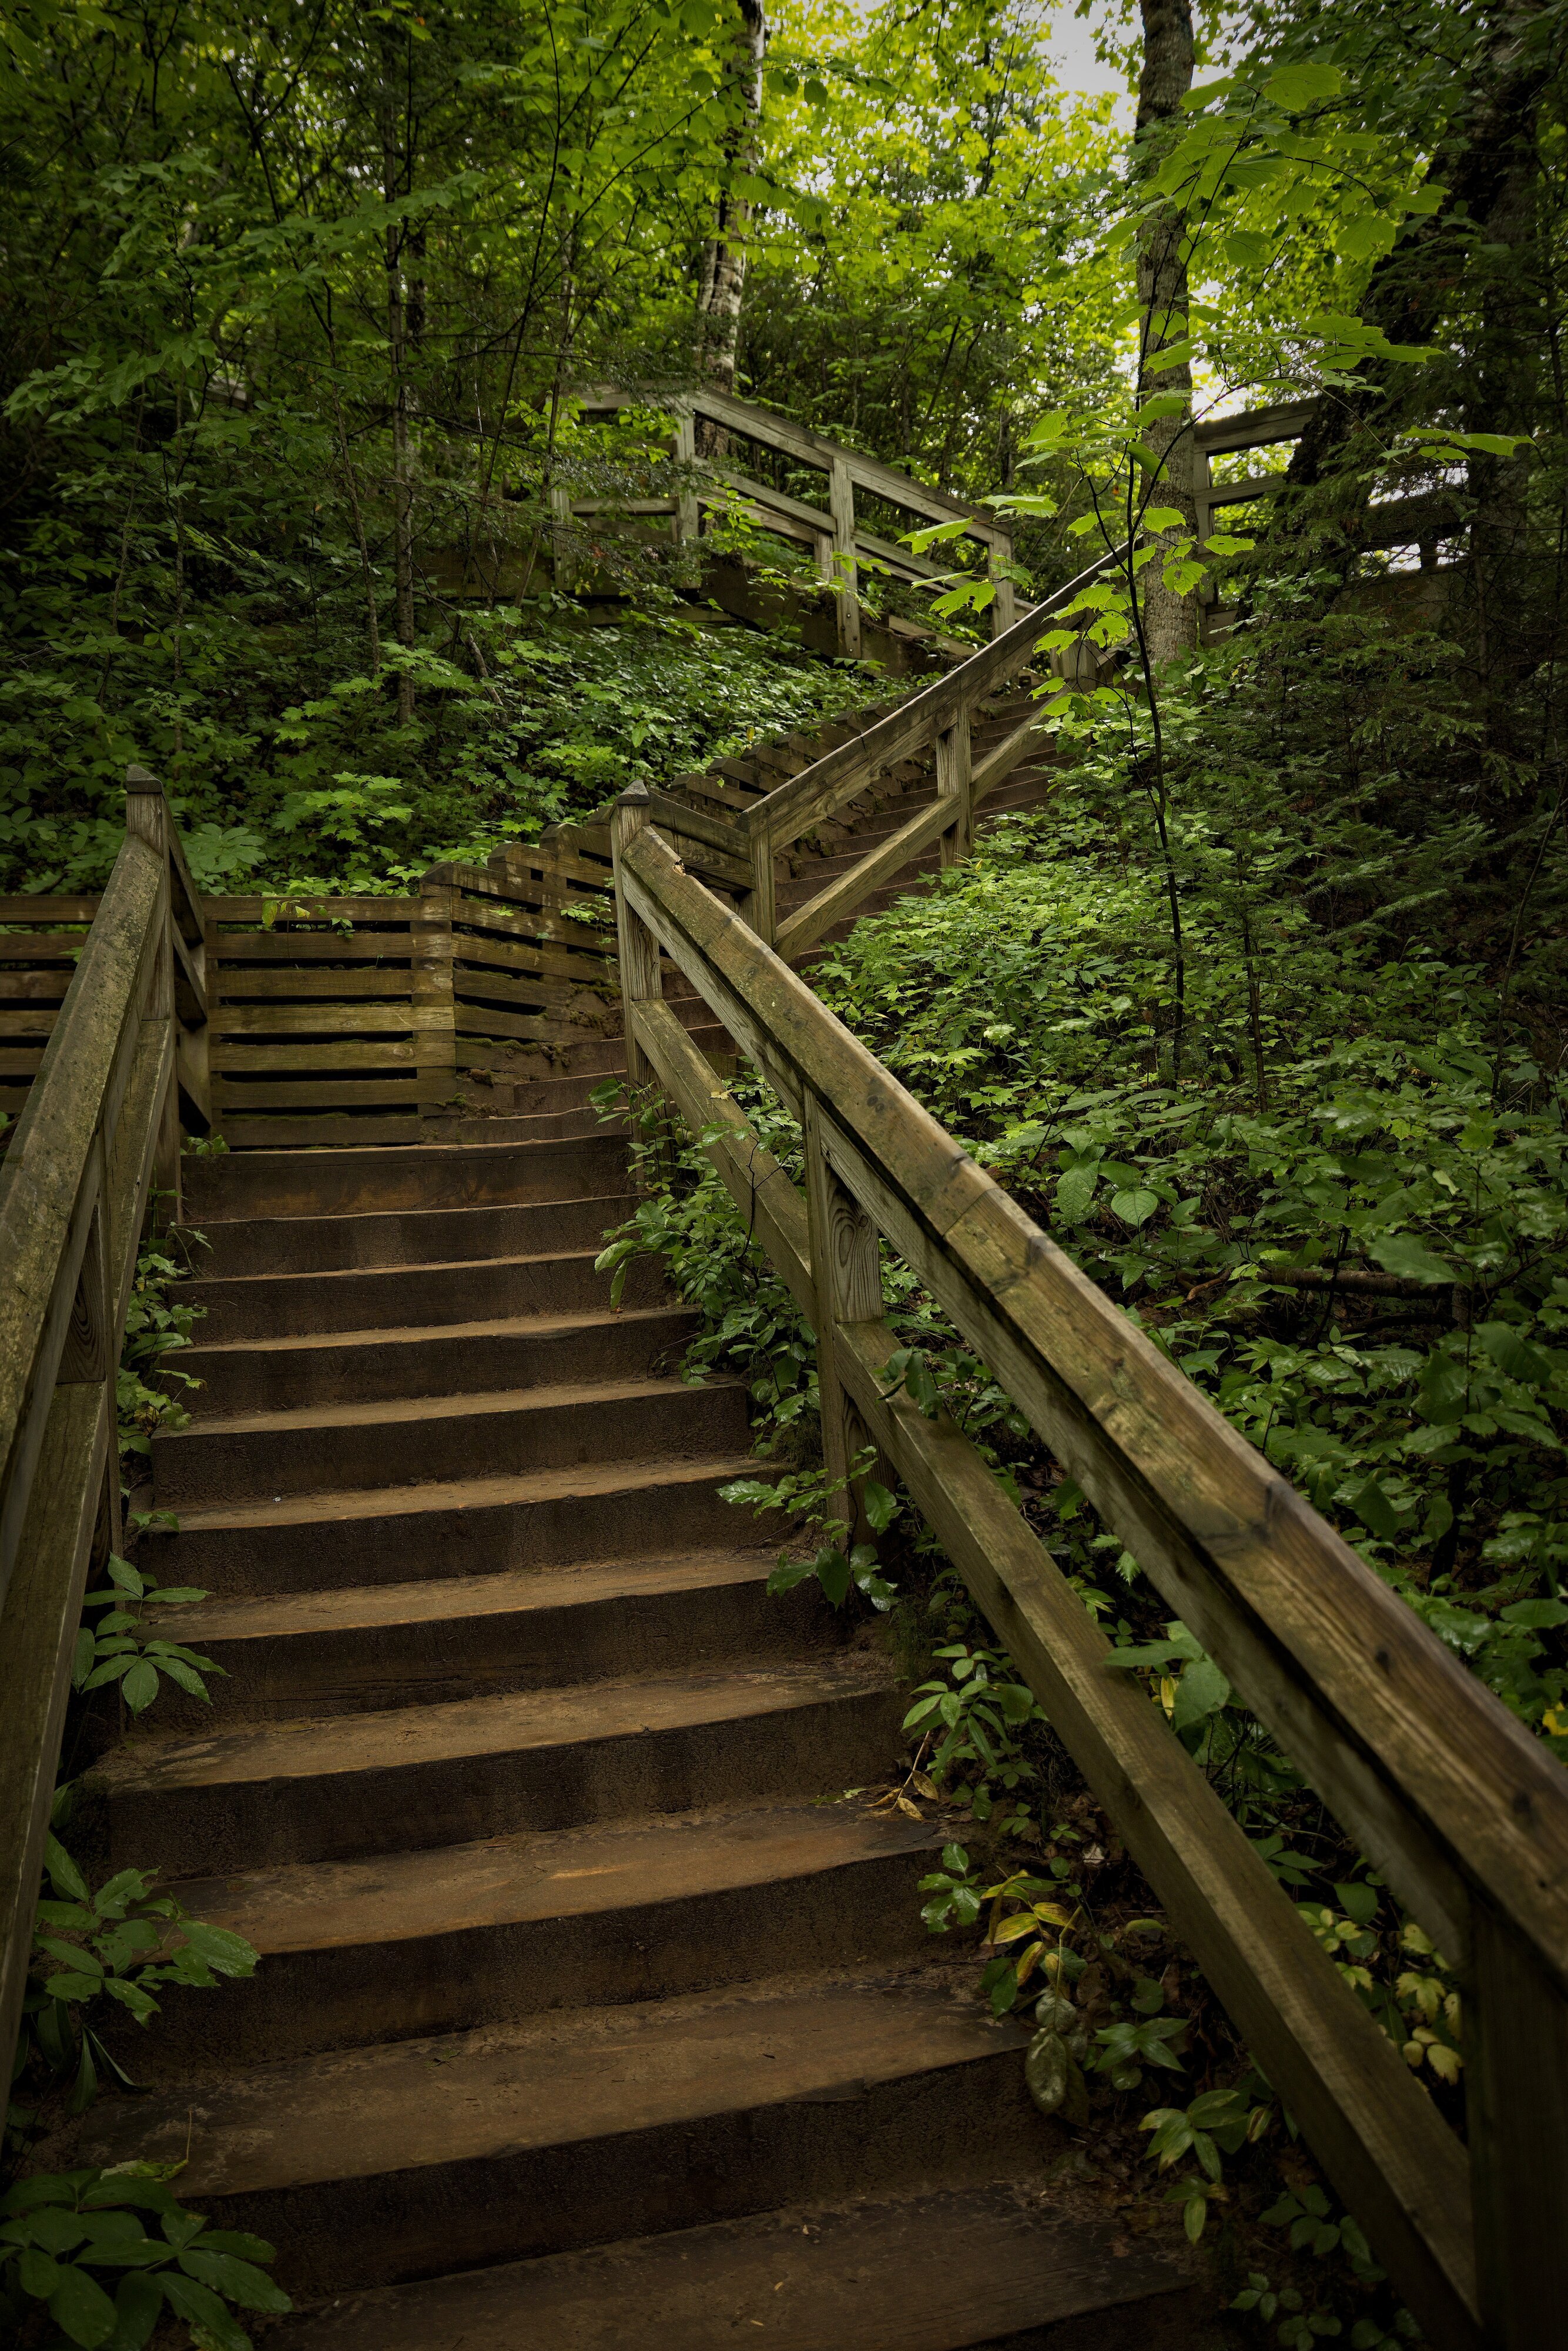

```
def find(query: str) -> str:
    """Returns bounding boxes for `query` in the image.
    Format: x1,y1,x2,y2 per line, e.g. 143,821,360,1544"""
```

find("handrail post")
935,712,973,868
802,1091,883,1545
829,458,860,659
672,407,699,545
611,785,663,1089
1469,1911,1568,2343
124,765,180,1228
987,537,1016,637
741,815,777,947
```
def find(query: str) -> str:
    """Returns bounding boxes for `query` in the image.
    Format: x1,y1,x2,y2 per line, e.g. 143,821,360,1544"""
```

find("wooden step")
183,1132,632,1221
72,1972,1047,2296
270,2181,1190,2350
194,1193,639,1280
95,1654,904,1871
150,1373,752,1506
143,1449,766,1593
150,1549,817,1717
179,1302,696,1412
149,1798,940,2068
186,1244,669,1343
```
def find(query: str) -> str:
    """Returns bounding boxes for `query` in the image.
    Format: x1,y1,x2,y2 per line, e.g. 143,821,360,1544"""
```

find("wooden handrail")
0,764,210,2087
611,803,1568,2351
729,542,1121,945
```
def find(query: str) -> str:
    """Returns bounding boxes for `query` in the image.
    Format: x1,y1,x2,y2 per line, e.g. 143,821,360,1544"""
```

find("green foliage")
116,1240,206,1483
72,1556,220,1716
0,2163,289,2350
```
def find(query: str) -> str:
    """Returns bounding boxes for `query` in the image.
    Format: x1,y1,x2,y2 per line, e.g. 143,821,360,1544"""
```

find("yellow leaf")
894,1795,922,1820
1426,2044,1463,2085
910,1771,940,1801
993,1911,1044,1944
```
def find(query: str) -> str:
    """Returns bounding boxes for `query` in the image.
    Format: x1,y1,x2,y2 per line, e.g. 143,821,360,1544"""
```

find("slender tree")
1134,0,1198,664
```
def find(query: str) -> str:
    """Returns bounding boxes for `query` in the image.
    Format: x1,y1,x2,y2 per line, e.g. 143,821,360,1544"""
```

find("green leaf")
1110,1188,1158,1229
177,2249,291,2313
46,1836,91,1903
1348,1478,1408,1542
1264,62,1344,110
158,2272,253,2351
48,2262,120,2349
861,1480,898,1533
766,1558,818,1597
815,1548,852,1606
120,1660,159,1714
1369,1234,1455,1285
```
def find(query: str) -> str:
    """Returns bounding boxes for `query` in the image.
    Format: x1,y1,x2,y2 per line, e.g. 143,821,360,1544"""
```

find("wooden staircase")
55,739,1208,2345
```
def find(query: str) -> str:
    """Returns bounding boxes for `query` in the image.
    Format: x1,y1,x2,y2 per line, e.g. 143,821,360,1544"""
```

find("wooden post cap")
615,782,651,808
125,763,164,792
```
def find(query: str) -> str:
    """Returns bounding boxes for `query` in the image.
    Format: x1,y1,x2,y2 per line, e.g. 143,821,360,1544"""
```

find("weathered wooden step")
180,1304,695,1414
143,1450,765,1595
73,1973,1046,2297
187,1245,666,1344
182,1133,631,1222
270,2181,1189,2350
149,1799,939,2068
152,1549,816,1717
95,1655,903,1871
151,1374,751,1507
193,1193,638,1280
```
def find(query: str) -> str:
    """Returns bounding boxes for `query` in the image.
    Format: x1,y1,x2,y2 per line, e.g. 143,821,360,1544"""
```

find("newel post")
739,809,777,947
935,710,973,868
802,1093,883,1546
611,785,663,1091
829,457,861,659
1468,1906,1568,2347
124,765,181,1227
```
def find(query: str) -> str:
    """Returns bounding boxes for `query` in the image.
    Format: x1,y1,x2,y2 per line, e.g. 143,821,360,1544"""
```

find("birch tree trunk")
1135,0,1198,666
693,0,766,456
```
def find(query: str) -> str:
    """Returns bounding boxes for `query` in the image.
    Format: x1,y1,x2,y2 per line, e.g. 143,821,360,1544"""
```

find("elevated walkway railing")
570,384,1017,658
609,789,1568,2351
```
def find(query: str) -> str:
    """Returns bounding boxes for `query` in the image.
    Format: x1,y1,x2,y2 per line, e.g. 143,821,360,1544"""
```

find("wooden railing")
571,384,1016,658
609,796,1568,2351
734,547,1121,956
0,769,209,2077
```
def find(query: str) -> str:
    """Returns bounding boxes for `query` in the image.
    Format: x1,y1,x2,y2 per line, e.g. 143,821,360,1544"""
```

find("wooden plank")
210,1079,422,1111
413,878,459,1113
213,970,415,1002
0,1009,59,1038
689,387,1005,537
448,896,614,947
450,969,560,1013
454,1007,555,1043
1468,1905,1568,2339
451,927,612,984
621,824,1568,2002
0,1384,108,2117
206,896,420,925
1194,400,1315,455
774,792,954,963
217,1114,424,1149
744,546,1121,856
210,1040,418,1072
0,899,99,925
0,838,160,1606
0,938,86,963
211,1003,421,1037
213,934,414,965
0,972,72,1003
971,711,1051,805
629,991,1479,2345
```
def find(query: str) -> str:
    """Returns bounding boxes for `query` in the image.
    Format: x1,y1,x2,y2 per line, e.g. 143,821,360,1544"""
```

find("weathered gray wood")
453,1005,556,1043
0,970,72,999
207,895,420,925
0,1384,109,2118
210,1078,421,1112
215,969,415,1000
619,825,1568,2010
829,458,860,660
211,1039,418,1072
803,1090,883,1542
213,1003,422,1036
0,839,161,1606
413,878,460,1115
1193,400,1315,454
773,792,956,964
0,1007,59,1036
743,830,778,949
0,899,99,925
743,544,1121,857
1467,1905,1568,2341
611,788,662,1089
934,714,973,867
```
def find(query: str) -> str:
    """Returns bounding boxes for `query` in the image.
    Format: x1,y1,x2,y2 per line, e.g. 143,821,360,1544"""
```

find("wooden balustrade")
0,768,209,2079
571,384,1016,656
610,803,1568,2351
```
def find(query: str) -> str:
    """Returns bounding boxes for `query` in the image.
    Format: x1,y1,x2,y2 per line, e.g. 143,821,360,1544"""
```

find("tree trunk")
693,0,766,456
1135,0,1198,665
381,50,417,724
1281,4,1550,517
